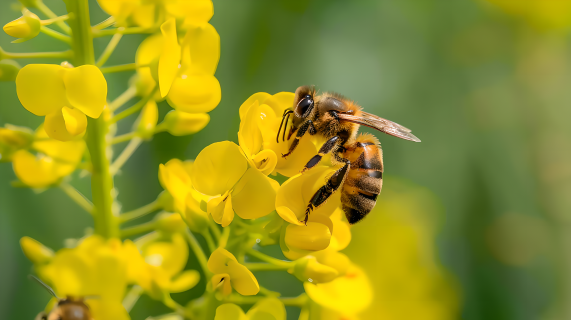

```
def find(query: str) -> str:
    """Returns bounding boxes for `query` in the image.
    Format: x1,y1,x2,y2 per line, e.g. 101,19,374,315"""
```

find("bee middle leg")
304,160,350,224
301,136,340,173
282,120,316,158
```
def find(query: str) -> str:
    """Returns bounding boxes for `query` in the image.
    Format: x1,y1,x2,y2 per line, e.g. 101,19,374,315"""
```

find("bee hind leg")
303,161,350,224
301,136,340,173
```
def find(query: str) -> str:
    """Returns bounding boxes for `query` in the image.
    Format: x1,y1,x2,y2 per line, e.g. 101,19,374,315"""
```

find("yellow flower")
0,59,21,82
0,124,33,162
208,248,259,296
16,64,107,141
12,125,85,188
238,92,318,177
344,178,460,320
156,110,210,136
35,236,139,320
3,9,41,42
129,233,200,299
304,264,372,319
159,159,210,232
485,0,571,30
191,141,279,226
135,19,221,113
215,298,286,320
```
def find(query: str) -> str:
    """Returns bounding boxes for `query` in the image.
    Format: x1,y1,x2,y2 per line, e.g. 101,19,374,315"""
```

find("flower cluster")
485,0,571,30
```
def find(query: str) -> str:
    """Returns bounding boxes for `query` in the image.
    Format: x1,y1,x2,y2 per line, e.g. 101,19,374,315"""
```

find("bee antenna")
282,112,291,142
276,110,293,143
28,275,60,300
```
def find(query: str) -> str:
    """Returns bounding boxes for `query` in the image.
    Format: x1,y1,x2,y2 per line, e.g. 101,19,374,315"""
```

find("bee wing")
338,112,421,142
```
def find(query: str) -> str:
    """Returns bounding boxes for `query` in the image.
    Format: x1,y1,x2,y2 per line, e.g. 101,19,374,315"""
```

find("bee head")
293,85,315,118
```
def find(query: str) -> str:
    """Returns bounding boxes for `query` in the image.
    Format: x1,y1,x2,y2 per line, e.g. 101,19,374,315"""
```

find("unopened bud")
0,124,34,162
155,212,187,234
3,9,41,41
134,100,158,140
20,236,54,264
291,256,338,284
157,110,210,136
0,60,21,82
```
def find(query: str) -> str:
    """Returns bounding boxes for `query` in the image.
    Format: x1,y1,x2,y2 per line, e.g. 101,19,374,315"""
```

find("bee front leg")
304,161,350,225
282,120,316,158
301,136,340,173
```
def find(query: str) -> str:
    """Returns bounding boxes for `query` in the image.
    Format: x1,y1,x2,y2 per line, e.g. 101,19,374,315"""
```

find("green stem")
108,86,137,111
119,199,160,223
203,230,216,253
92,16,115,30
36,1,71,34
40,26,71,44
122,285,143,312
110,132,137,145
208,219,222,240
120,220,157,238
96,33,123,67
108,86,158,124
244,263,292,272
225,294,308,307
110,137,143,175
41,15,69,25
100,63,136,74
185,229,210,276
67,0,118,238
0,49,73,60
92,26,156,37
246,249,291,267
59,183,93,216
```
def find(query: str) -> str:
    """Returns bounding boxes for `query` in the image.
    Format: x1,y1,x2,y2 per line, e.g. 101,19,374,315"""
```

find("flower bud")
154,212,187,234
157,110,210,136
133,100,158,140
0,60,21,82
285,222,331,252
292,256,338,284
20,236,54,264
156,190,175,212
3,9,41,41
0,124,34,162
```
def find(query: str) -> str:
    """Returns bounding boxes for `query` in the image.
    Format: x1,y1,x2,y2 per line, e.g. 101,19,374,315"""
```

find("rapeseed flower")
215,298,286,320
208,248,259,296
134,18,220,114
26,236,142,320
156,110,210,136
0,124,33,162
191,141,279,226
12,125,85,188
16,64,107,141
159,158,210,231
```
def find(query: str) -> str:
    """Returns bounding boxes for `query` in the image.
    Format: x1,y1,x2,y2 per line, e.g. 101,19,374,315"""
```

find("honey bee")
30,275,93,320
278,86,421,224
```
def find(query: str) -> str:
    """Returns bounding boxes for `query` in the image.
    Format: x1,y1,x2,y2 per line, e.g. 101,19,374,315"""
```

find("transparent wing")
338,111,421,142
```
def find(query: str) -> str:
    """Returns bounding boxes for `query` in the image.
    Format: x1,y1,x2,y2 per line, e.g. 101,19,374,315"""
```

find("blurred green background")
1,0,570,319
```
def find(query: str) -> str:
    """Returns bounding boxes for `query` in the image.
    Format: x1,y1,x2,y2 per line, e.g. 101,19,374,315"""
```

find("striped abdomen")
341,135,383,224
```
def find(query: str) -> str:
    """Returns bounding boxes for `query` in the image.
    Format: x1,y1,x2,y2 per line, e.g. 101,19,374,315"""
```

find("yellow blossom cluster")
485,0,571,31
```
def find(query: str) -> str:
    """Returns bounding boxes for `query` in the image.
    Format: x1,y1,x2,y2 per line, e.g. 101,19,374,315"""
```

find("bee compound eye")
296,94,314,117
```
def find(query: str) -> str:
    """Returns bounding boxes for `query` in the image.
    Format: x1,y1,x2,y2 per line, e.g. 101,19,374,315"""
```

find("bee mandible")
278,86,421,224
30,275,93,320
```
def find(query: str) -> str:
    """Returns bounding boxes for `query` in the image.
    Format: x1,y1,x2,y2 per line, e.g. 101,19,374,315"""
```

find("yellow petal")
313,250,350,278
88,300,130,320
238,92,272,120
211,273,233,296
191,141,248,196
158,159,193,213
166,73,221,113
12,150,60,187
207,248,238,274
131,4,157,29
292,256,339,283
20,236,54,264
285,222,331,251
44,109,77,141
252,149,277,175
136,33,162,67
231,168,276,220
143,233,188,277
238,100,262,158
329,210,352,251
16,64,66,116
167,0,214,25
181,23,219,75
209,192,234,227
159,18,182,97
32,124,85,163
275,167,341,222
227,259,260,296
3,10,41,39
304,264,372,315
215,303,247,320
61,106,88,136
247,298,286,320
161,110,210,136
168,270,200,292
62,65,107,118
